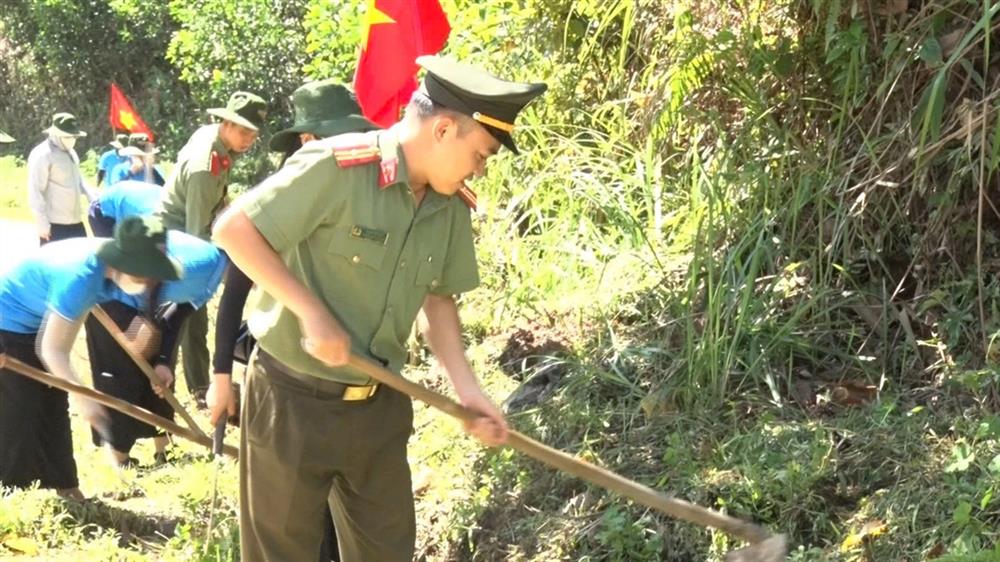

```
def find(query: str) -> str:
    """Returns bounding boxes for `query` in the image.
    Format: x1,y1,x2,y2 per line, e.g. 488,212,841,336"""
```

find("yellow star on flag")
361,0,395,49
119,110,137,130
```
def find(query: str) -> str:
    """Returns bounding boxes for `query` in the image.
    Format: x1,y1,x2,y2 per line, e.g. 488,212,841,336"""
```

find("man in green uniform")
158,91,267,404
213,56,546,562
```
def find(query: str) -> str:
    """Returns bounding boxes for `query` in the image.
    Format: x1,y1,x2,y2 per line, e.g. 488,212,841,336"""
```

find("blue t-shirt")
97,181,162,222
108,162,166,186
109,230,227,310
98,149,128,177
0,238,121,333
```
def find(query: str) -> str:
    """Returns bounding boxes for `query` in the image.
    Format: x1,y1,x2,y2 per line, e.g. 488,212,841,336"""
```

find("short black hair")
406,91,475,134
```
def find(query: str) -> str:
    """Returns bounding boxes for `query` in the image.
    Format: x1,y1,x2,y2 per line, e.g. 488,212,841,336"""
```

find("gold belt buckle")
342,384,378,401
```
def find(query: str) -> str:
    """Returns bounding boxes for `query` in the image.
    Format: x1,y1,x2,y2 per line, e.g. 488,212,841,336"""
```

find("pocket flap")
328,226,387,270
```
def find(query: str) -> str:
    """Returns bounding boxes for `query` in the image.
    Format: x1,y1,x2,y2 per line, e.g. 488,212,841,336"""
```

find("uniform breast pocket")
328,226,388,271
414,254,444,290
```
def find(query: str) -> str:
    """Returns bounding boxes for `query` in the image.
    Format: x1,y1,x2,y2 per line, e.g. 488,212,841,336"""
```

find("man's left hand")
459,390,509,447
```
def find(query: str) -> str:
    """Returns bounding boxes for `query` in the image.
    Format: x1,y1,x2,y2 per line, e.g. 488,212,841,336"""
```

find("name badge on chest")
350,225,389,246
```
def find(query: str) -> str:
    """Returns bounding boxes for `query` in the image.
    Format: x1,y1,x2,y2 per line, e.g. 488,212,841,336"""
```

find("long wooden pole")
346,354,774,545
90,306,208,441
0,353,237,459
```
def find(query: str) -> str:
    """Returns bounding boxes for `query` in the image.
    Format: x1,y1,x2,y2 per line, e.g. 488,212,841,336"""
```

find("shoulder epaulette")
331,133,381,168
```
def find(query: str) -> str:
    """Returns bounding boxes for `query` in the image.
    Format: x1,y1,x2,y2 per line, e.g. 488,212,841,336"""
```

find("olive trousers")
239,350,415,562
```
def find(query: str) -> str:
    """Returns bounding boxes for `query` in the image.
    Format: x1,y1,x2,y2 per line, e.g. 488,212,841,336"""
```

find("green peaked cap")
44,112,87,137
269,80,379,152
208,91,268,131
416,55,547,154
96,216,183,281
0,130,13,143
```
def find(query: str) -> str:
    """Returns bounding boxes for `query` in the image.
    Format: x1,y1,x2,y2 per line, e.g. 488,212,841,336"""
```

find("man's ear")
432,115,455,143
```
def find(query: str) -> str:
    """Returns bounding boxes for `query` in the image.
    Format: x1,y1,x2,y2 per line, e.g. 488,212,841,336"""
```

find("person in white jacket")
27,113,95,245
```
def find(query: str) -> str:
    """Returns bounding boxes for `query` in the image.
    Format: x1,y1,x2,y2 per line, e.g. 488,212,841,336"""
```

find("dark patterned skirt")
0,329,79,490
84,301,174,454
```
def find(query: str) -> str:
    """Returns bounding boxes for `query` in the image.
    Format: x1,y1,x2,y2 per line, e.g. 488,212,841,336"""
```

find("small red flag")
108,83,154,141
353,0,451,128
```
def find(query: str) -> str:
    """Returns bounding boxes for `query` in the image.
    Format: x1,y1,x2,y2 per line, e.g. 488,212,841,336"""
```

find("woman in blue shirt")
0,216,181,501
96,134,129,186
88,180,163,237
84,230,226,467
108,144,164,186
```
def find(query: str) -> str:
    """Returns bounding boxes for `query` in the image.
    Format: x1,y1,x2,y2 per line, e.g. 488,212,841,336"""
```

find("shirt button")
352,255,361,264
399,260,406,268
427,256,433,263
430,279,439,288
386,306,394,314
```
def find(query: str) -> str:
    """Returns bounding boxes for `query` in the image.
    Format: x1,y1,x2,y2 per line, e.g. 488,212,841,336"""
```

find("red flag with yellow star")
108,83,154,141
353,0,450,128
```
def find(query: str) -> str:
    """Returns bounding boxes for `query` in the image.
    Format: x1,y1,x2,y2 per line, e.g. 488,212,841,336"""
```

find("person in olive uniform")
157,91,267,404
213,56,546,562
207,80,377,426
207,80,377,562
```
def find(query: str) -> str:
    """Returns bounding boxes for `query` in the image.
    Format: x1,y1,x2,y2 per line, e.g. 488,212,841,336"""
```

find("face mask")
114,273,147,295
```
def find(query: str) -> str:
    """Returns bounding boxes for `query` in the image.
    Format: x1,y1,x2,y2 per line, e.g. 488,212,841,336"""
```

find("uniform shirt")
239,130,480,384
109,230,226,310
157,124,233,240
96,180,162,222
98,149,128,181
27,138,91,231
0,238,120,334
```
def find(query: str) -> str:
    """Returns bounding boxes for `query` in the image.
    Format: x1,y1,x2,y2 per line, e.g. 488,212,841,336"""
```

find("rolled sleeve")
48,272,103,323
237,147,351,253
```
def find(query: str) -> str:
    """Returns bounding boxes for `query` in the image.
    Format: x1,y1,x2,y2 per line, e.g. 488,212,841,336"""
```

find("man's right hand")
300,312,351,367
207,374,238,425
38,226,51,241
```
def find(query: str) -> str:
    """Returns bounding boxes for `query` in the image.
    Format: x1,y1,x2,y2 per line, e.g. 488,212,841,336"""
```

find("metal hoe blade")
725,535,788,562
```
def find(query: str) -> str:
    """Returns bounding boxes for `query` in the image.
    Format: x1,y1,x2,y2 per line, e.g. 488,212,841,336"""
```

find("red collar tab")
210,151,231,176
457,185,478,211
378,158,398,189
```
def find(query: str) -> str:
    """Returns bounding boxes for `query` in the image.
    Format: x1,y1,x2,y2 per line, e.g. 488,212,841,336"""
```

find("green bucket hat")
416,56,547,154
0,130,13,143
269,80,379,152
207,91,268,132
43,112,87,137
96,216,183,281
109,133,129,150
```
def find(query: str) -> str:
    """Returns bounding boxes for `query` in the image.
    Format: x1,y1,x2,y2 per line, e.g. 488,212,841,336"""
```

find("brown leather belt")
256,350,379,401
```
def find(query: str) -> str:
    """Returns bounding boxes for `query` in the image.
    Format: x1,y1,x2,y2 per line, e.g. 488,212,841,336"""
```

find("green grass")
0,155,30,221
5,1,1000,559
